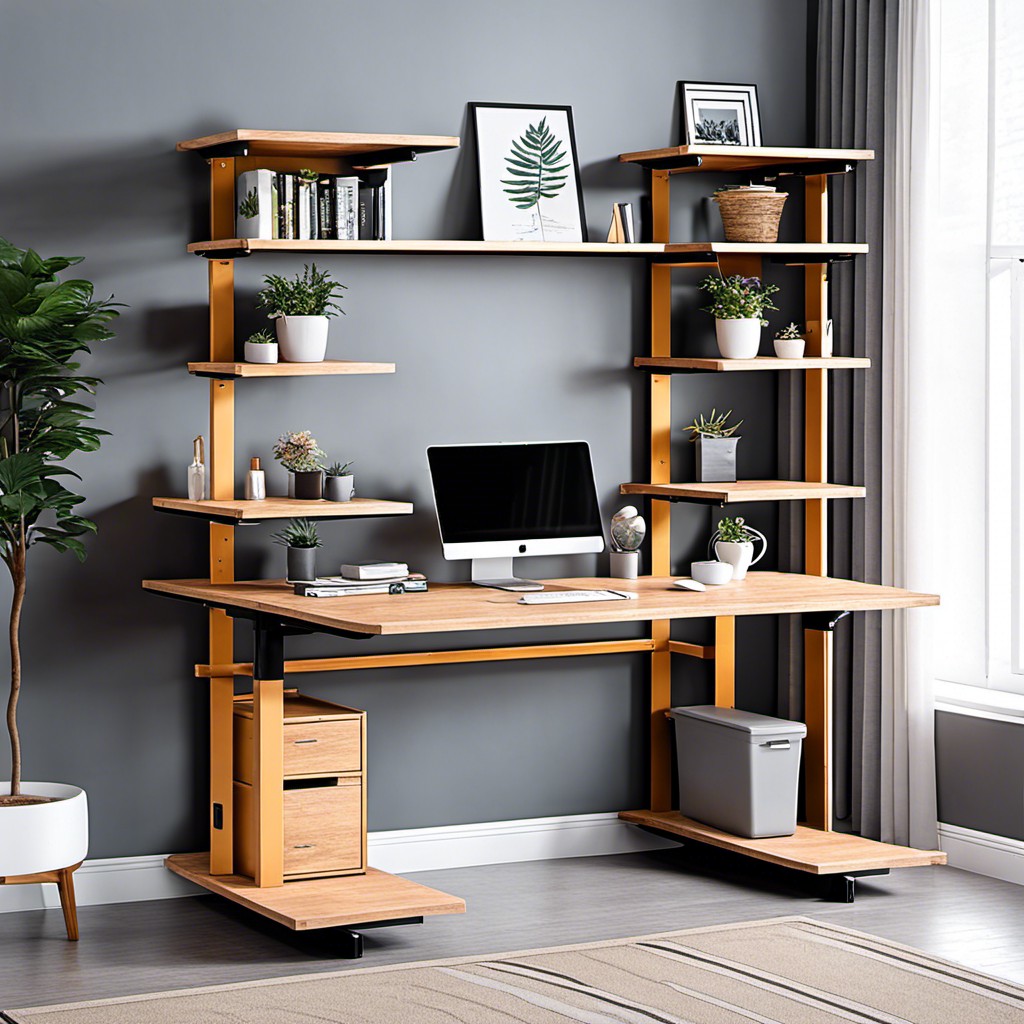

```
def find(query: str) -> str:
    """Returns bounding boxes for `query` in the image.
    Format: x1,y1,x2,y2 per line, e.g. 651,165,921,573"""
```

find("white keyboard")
518,589,638,605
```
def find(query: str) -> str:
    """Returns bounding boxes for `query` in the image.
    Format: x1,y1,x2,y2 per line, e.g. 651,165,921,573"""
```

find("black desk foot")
822,869,889,903
336,928,364,958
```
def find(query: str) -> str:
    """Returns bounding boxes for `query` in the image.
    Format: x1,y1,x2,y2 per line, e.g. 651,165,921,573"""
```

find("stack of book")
294,563,426,598
236,169,391,241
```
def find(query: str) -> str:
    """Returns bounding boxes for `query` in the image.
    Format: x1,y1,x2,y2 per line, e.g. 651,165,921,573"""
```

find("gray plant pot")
292,470,323,500
324,474,354,502
696,436,739,482
286,546,317,583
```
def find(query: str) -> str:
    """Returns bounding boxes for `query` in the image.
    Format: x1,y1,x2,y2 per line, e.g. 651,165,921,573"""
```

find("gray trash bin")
669,705,807,838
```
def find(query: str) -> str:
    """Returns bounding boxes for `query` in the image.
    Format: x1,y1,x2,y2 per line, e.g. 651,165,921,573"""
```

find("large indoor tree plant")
0,237,117,933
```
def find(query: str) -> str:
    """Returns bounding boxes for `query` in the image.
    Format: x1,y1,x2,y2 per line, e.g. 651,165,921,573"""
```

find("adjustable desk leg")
252,619,285,888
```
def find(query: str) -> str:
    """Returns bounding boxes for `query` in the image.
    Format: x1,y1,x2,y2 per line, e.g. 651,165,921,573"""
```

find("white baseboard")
938,822,1024,885
0,812,674,914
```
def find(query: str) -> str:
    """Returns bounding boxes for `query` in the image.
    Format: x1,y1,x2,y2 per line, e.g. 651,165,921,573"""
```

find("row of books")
236,168,391,241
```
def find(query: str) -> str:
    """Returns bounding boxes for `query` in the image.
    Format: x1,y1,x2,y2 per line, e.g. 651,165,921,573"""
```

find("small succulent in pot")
271,518,322,583
273,430,326,499
324,460,355,503
774,322,804,340
773,321,806,359
243,327,278,364
257,264,347,362
685,409,743,483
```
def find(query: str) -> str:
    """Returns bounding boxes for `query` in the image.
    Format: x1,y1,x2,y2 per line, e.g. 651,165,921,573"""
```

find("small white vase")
0,782,89,875
715,318,762,359
276,316,329,362
714,540,767,581
244,341,278,364
773,337,806,359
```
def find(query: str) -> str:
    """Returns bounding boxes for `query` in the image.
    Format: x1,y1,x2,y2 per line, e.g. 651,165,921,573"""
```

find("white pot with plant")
773,322,806,359
324,461,355,502
243,328,278,364
273,430,326,500
685,408,743,483
257,263,347,363
700,273,780,359
0,238,120,940
273,518,322,583
709,515,767,581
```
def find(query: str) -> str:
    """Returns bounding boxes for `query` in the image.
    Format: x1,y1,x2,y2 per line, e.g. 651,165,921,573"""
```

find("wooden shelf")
621,481,866,504
176,129,459,163
618,144,874,175
618,811,944,875
152,496,412,524
635,355,871,373
660,242,868,266
188,239,667,259
187,360,395,380
166,853,465,931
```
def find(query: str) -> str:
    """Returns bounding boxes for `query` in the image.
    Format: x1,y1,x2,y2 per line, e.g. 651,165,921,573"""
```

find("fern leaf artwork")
238,187,259,219
500,117,570,240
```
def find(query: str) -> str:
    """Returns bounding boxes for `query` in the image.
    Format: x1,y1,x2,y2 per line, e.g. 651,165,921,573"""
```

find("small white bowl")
774,337,806,359
691,560,734,585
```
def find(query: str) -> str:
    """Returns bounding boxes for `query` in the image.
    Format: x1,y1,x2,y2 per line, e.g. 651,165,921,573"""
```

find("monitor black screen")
427,442,602,545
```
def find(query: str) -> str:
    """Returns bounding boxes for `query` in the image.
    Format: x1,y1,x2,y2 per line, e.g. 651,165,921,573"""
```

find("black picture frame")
470,102,588,243
677,81,762,147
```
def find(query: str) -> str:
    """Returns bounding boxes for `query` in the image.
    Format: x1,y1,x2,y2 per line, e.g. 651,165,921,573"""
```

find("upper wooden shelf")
621,481,866,504
660,242,868,266
152,496,412,525
635,356,871,373
176,129,459,164
188,239,666,259
618,144,875,175
187,360,395,380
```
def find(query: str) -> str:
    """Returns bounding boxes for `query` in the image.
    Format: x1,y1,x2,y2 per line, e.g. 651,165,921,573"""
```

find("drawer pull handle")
293,843,316,849
293,739,319,745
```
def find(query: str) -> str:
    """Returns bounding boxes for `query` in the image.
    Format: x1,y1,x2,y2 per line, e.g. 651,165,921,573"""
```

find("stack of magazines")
294,563,427,598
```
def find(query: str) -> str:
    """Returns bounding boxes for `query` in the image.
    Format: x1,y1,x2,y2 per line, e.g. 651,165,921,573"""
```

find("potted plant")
324,461,355,502
773,322,806,359
273,430,326,499
257,263,346,363
700,274,779,359
272,518,322,584
709,515,767,581
0,237,119,934
243,328,278,364
684,408,743,482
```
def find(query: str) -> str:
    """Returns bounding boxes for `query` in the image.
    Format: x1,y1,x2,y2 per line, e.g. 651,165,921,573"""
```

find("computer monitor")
426,440,605,590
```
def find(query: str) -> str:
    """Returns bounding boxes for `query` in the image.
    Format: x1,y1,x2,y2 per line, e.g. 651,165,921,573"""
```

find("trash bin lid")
668,705,807,738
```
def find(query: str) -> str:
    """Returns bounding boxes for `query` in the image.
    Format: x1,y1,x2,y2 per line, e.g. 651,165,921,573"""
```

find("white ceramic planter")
715,318,762,359
774,337,806,359
714,537,767,581
244,341,278,364
610,550,640,580
0,782,88,875
276,316,329,362
691,560,733,585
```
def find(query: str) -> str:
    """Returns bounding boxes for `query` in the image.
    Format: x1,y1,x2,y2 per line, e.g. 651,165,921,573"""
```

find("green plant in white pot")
709,515,767,581
257,264,346,363
272,518,322,583
0,237,118,936
243,327,278,365
324,461,354,502
700,274,779,359
685,408,743,483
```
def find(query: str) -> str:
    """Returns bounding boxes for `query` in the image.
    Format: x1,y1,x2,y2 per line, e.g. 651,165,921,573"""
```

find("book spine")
286,175,296,239
308,180,319,240
358,183,376,240
297,180,311,240
380,167,392,241
274,172,285,240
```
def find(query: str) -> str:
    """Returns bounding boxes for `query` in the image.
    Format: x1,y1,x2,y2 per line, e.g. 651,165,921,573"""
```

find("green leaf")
502,118,571,220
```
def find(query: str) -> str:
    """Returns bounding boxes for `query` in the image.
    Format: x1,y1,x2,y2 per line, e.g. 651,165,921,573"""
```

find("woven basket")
713,189,789,243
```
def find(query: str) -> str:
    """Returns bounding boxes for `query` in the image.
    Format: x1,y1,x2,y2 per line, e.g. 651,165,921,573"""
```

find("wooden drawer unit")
233,692,367,881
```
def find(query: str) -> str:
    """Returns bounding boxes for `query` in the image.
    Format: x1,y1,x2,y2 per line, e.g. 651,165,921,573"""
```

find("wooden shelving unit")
188,238,667,258
152,496,413,524
634,355,871,373
187,360,395,379
621,481,866,504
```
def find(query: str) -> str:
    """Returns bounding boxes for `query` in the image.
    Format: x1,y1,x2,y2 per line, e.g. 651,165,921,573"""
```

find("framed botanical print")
678,82,762,146
471,103,587,242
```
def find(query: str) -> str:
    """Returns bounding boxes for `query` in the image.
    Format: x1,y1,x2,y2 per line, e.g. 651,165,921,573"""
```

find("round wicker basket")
713,189,789,243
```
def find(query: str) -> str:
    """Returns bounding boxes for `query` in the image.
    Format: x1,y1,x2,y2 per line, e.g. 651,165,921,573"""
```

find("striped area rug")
7,917,1024,1023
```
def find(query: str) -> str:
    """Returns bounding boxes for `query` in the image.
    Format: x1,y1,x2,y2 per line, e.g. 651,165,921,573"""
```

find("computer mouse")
673,578,706,592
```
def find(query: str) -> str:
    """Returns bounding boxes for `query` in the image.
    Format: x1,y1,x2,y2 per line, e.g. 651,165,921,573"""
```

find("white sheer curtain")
881,0,990,848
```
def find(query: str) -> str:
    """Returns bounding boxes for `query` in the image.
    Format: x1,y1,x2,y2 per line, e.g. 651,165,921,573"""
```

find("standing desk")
143,573,942,939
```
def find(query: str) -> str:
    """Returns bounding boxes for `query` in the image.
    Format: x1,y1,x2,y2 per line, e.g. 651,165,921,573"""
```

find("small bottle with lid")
245,457,266,501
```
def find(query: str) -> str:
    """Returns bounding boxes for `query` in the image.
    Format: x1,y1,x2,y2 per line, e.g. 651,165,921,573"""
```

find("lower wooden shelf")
619,810,946,875
166,852,466,931
621,481,866,503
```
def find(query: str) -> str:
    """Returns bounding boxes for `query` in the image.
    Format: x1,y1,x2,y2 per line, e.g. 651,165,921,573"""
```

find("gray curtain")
778,0,896,838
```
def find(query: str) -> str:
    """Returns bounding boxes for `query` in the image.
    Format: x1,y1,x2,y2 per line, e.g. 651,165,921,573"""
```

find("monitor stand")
470,557,544,592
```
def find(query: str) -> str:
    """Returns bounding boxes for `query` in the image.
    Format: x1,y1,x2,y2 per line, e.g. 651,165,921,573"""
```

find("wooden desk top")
142,573,938,638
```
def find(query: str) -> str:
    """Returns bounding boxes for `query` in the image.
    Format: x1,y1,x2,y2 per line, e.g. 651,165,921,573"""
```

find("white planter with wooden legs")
0,782,88,940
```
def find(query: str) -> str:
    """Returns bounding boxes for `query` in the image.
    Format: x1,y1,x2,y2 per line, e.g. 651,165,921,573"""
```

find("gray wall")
0,0,808,857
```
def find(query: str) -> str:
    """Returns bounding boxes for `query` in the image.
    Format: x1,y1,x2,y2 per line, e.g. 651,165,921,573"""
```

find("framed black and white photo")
471,103,587,243
678,82,762,147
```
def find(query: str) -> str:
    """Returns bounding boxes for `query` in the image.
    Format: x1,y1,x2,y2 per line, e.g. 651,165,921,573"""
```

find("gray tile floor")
3,848,1024,1010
